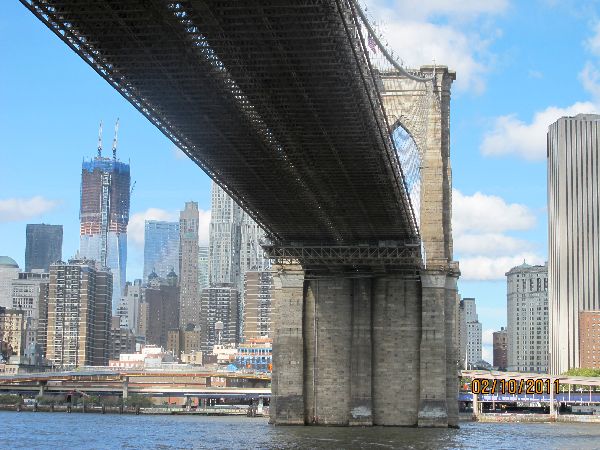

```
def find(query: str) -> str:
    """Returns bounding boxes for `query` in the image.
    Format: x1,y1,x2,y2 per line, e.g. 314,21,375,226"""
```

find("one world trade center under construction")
79,120,130,314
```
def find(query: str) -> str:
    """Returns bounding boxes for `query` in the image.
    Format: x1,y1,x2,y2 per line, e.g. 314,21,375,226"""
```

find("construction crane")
112,118,119,160
97,121,103,157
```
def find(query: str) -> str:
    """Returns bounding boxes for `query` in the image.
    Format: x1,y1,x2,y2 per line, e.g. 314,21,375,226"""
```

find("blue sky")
2,1,600,360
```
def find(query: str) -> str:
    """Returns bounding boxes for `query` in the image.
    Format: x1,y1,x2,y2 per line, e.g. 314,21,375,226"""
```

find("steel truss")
263,243,421,270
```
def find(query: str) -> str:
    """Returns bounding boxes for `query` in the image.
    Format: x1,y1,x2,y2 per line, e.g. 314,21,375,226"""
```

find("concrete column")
445,272,459,427
270,264,305,425
418,271,448,427
372,276,421,425
472,393,479,420
349,278,373,425
122,376,129,400
303,277,353,424
38,382,46,397
550,378,556,418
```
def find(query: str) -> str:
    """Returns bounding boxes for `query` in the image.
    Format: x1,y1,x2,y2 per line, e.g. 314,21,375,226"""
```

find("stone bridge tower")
270,66,460,427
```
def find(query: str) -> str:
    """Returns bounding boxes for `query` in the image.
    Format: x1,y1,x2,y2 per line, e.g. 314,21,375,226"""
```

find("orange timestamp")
471,378,560,395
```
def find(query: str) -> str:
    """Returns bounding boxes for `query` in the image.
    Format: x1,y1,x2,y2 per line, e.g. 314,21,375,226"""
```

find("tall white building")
209,183,241,287
208,182,269,335
548,114,600,374
506,262,549,373
458,297,482,368
0,257,20,309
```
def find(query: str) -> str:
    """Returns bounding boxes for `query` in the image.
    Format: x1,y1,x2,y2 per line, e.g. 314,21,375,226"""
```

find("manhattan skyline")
2,1,600,361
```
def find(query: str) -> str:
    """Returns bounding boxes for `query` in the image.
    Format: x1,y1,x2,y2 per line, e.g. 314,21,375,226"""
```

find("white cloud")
368,0,508,22
455,233,533,257
128,207,211,249
363,0,505,93
460,253,545,281
585,22,600,57
482,328,495,346
481,102,598,160
0,196,59,222
452,190,544,280
376,20,488,93
482,345,493,364
453,189,536,234
579,62,600,99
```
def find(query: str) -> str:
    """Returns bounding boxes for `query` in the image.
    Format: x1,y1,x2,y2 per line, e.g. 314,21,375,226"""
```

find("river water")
3,412,600,449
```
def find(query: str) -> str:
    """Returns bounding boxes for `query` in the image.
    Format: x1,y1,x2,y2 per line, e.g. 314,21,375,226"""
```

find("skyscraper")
179,202,199,328
458,297,482,368
200,284,239,352
143,220,180,281
79,121,130,312
243,271,272,341
46,259,112,368
209,183,241,287
548,114,600,374
198,246,209,292
25,224,63,272
208,182,269,335
506,262,548,373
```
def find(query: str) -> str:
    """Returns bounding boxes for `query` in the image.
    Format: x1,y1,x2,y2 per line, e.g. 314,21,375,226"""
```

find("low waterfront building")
180,350,203,365
236,338,272,372
108,344,175,369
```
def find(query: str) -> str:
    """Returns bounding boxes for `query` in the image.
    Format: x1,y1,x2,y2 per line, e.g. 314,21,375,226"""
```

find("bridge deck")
23,0,418,248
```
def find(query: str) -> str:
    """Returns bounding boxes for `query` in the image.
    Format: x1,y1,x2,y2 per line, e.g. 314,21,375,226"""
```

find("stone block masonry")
271,266,458,426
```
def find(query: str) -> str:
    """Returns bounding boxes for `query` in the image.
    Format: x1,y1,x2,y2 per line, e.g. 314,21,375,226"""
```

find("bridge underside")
22,0,417,246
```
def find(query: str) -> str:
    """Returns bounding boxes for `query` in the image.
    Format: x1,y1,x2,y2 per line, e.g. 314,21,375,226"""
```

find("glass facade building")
143,220,180,281
25,224,63,272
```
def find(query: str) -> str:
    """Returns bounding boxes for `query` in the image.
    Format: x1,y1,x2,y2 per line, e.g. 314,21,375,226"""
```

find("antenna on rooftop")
112,118,119,160
97,121,103,158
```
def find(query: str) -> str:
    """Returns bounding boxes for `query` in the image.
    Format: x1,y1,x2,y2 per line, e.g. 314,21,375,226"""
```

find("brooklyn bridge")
22,0,459,427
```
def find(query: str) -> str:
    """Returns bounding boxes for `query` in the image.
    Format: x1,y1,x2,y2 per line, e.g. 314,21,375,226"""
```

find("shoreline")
473,413,600,424
3,405,598,424
0,404,267,417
